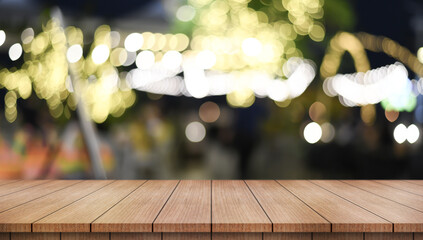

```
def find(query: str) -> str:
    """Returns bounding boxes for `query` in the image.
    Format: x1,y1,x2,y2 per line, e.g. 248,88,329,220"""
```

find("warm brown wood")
212,233,262,240
415,233,423,240
313,233,363,240
163,233,210,240
364,233,412,240
263,233,311,240
246,180,330,232
93,180,178,232
311,180,423,232
61,233,109,240
33,180,145,232
277,180,391,232
0,180,113,232
342,180,423,212
11,233,59,240
154,180,210,232
0,180,20,187
375,180,423,196
404,180,423,186
0,180,80,212
0,233,9,240
212,180,271,232
0,180,50,197
111,233,161,240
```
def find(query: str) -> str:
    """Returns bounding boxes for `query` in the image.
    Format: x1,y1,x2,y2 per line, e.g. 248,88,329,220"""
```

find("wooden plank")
10,233,59,240
0,233,9,240
111,233,161,240
34,180,145,232
342,180,423,212
212,180,271,232
0,180,50,197
415,233,423,240
61,233,109,240
212,233,262,240
246,180,330,232
163,233,210,240
375,180,423,196
154,180,210,232
0,180,80,212
263,233,311,240
0,181,20,187
311,180,423,232
364,233,412,240
277,180,391,232
404,180,423,186
93,180,178,232
313,233,363,240
0,180,113,232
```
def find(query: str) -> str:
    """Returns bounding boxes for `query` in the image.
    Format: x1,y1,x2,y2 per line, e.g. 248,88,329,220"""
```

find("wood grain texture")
212,233,262,240
0,180,50,197
0,180,80,212
111,233,161,240
34,180,145,232
0,181,20,187
313,233,363,240
93,180,178,232
277,180,391,232
0,180,113,232
404,180,423,186
163,233,210,240
375,180,423,196
0,233,9,240
342,180,423,212
263,233,311,240
415,233,423,240
154,180,210,232
61,233,109,240
11,233,59,240
212,180,271,232
246,180,330,232
311,180,423,232
364,233,412,240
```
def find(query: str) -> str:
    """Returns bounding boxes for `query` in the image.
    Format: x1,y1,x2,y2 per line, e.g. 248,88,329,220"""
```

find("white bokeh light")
242,38,262,57
67,44,83,63
196,50,216,69
9,43,22,61
406,124,419,144
393,124,407,144
304,122,322,144
92,44,110,65
176,5,196,22
0,30,5,47
185,121,206,142
162,51,182,70
136,50,155,69
124,33,144,52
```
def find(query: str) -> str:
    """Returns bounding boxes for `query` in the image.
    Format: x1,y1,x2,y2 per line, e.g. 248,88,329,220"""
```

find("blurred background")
0,0,422,180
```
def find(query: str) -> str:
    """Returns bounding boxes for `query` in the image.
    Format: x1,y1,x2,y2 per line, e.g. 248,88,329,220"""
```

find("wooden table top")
0,180,422,233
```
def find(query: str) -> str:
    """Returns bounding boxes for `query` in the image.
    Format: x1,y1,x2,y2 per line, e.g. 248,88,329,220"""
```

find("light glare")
9,43,22,61
304,122,322,144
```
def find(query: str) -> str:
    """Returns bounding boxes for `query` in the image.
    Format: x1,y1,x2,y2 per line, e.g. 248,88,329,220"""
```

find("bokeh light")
66,44,83,63
91,44,110,64
304,122,322,144
199,101,220,123
9,43,22,61
393,124,407,144
176,5,196,22
0,30,5,46
406,124,419,144
185,121,206,142
124,33,144,52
